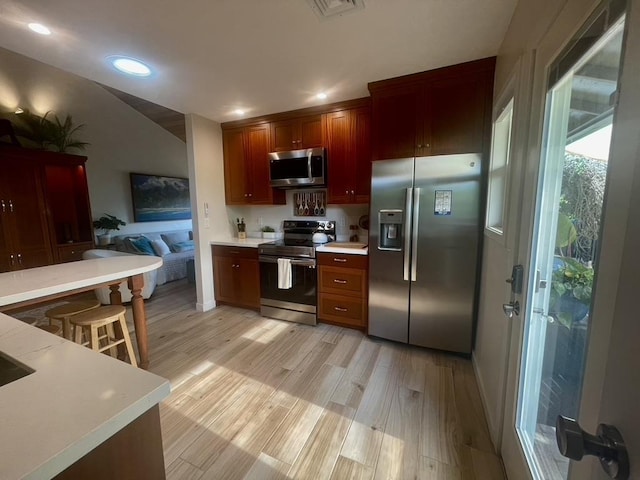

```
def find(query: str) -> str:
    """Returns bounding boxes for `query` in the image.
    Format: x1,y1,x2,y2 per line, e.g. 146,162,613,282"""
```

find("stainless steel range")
259,220,335,325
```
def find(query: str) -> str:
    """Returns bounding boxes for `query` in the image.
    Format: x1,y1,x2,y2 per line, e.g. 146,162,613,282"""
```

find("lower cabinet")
212,245,260,309
317,252,368,330
53,406,165,480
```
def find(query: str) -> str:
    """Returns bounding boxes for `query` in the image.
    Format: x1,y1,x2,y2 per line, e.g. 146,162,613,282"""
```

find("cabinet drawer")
57,243,92,263
319,266,366,297
318,293,366,327
212,245,258,260
317,252,368,269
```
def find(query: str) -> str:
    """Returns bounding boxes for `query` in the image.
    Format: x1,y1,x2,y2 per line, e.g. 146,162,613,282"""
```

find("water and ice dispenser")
378,209,403,251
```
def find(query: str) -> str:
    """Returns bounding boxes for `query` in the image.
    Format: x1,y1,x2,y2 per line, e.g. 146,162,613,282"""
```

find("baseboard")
196,300,216,312
472,352,501,452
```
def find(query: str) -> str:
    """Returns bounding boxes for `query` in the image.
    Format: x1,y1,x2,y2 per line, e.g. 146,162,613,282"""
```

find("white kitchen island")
0,255,163,369
0,256,170,479
0,312,170,479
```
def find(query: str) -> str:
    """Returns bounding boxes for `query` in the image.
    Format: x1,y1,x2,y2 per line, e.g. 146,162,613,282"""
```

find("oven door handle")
259,255,316,268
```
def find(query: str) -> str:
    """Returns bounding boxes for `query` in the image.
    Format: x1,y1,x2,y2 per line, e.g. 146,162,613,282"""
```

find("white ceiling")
0,0,517,123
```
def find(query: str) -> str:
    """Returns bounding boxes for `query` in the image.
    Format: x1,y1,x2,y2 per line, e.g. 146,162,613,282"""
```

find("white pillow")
151,238,171,257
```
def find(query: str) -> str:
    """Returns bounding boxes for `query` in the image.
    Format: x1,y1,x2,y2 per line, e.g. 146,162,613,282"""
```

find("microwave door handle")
307,150,313,181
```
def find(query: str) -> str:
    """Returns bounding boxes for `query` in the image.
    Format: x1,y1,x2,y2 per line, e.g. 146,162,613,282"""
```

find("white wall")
186,113,228,312
0,47,191,236
227,196,368,242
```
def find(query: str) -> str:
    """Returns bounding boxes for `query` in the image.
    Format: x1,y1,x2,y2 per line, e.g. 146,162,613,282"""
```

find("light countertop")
210,237,271,248
210,237,369,255
0,256,162,308
316,244,369,256
0,313,170,479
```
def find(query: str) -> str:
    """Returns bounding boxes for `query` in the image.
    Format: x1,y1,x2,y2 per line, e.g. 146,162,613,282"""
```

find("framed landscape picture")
130,173,192,222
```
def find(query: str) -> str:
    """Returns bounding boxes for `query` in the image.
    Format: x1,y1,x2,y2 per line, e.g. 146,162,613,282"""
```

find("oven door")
259,255,317,324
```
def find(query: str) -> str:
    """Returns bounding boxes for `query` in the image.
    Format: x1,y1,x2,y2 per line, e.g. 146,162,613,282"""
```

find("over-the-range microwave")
268,147,326,188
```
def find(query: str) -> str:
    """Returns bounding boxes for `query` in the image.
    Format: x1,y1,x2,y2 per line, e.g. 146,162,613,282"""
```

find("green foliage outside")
550,153,605,329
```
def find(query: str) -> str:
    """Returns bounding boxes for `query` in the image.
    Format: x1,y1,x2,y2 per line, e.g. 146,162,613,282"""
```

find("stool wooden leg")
105,323,119,358
118,314,137,368
90,325,100,353
74,324,84,344
62,317,72,340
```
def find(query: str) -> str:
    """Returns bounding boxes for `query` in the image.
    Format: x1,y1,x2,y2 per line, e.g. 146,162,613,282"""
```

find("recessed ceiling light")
316,92,328,100
28,23,51,35
234,109,246,116
108,56,152,77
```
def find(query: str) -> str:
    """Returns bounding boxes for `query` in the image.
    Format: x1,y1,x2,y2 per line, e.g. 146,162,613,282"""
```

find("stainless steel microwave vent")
306,0,364,19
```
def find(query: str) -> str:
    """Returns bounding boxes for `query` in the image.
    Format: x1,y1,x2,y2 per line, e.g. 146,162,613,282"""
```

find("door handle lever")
502,301,520,318
556,416,629,479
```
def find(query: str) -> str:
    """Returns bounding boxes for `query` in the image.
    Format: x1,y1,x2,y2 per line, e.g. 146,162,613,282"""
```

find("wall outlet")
257,217,264,226
204,218,210,228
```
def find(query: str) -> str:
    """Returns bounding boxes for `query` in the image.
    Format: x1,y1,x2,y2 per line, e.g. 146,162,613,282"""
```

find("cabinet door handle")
417,144,423,149
425,143,430,148
17,253,22,265
351,190,354,196
333,279,347,284
1,200,4,212
333,258,347,263
9,254,15,266
334,306,348,312
8,200,13,213
292,140,297,144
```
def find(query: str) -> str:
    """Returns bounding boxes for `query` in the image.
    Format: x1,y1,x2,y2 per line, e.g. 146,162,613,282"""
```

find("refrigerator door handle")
403,187,413,281
411,187,421,282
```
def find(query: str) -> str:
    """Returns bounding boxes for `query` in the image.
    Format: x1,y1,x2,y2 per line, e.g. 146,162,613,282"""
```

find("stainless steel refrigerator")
368,154,482,354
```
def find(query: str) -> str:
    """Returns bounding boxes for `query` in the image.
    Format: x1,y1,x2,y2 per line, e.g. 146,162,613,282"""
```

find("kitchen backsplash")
226,191,369,242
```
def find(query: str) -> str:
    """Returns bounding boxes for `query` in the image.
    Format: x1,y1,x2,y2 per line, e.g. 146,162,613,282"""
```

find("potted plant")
93,214,126,246
10,109,89,153
549,256,594,329
261,226,276,239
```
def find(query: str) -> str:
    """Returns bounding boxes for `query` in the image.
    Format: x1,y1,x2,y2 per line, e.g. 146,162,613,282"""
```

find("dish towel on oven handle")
277,258,292,289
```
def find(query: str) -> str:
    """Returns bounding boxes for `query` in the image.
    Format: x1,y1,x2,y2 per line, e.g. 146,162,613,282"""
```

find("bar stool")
45,299,101,340
70,305,138,367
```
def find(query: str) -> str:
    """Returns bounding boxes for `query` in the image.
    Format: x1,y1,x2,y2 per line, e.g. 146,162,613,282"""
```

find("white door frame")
499,0,632,478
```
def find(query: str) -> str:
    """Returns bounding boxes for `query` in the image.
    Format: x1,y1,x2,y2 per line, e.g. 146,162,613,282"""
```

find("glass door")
515,14,625,480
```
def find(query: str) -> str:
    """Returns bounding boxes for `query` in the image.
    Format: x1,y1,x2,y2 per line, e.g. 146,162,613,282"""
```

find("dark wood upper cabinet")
271,115,323,152
353,106,372,203
222,125,285,206
371,84,423,160
428,73,491,155
325,110,353,204
369,57,495,160
325,106,371,204
0,146,93,272
245,125,273,204
223,128,248,205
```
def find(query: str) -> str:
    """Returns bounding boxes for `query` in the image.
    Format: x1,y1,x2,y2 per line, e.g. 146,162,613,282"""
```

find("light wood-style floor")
139,280,506,479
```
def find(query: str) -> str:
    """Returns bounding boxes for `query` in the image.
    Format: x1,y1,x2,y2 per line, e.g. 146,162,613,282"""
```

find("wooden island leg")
127,274,149,369
108,283,122,305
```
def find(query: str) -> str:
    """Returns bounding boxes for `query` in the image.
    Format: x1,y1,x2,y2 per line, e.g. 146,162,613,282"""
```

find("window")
486,98,514,236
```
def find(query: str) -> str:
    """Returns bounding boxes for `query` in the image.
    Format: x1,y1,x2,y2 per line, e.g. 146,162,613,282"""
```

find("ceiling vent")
307,0,365,19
